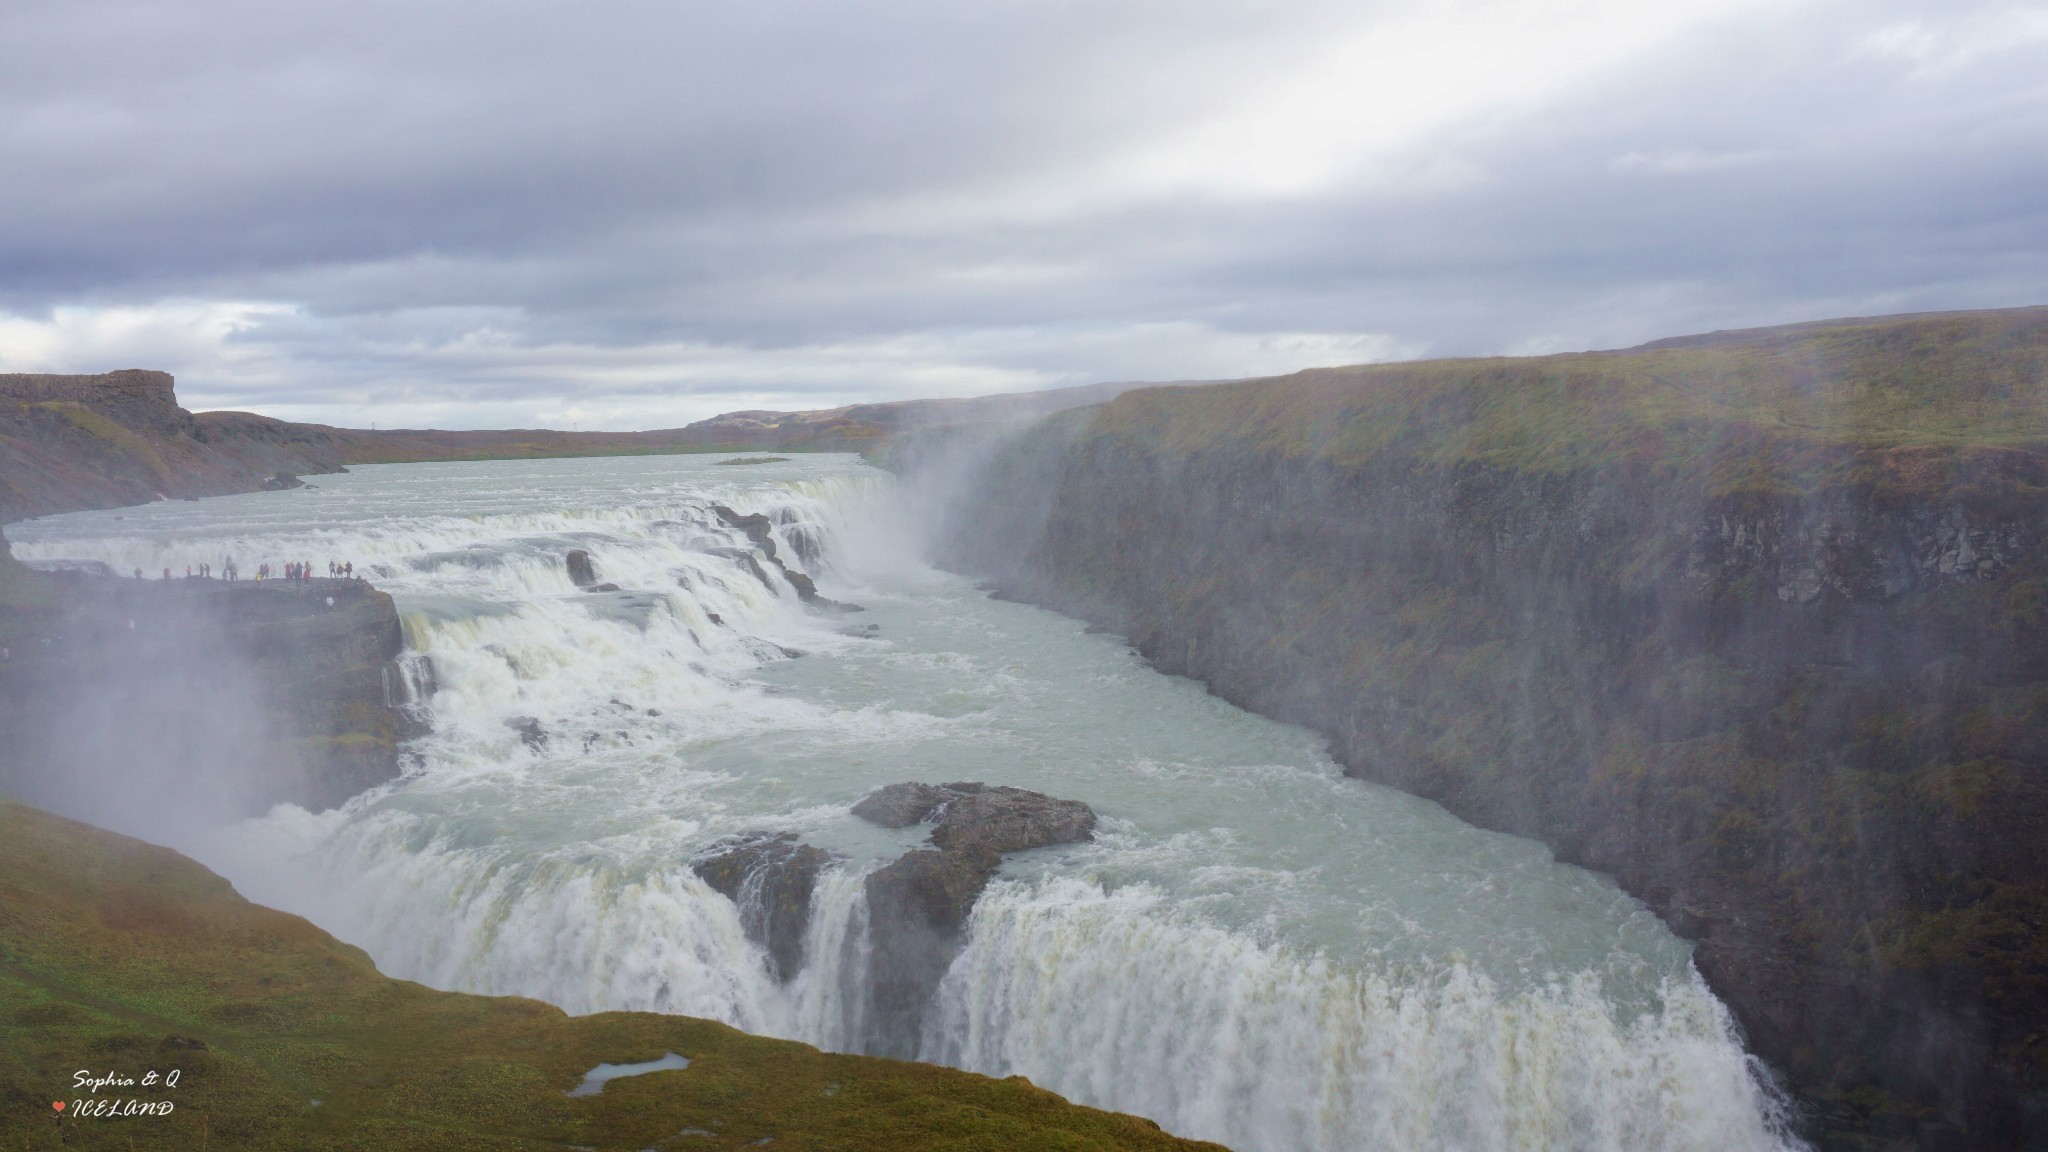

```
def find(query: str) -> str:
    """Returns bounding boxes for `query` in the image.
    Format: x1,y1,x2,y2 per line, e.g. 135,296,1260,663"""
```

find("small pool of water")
566,1052,692,1097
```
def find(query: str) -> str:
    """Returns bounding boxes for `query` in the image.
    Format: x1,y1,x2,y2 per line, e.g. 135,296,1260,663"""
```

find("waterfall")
9,455,1805,1152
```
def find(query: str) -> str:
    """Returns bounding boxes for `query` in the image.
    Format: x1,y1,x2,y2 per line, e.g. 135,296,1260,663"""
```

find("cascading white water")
10,453,1802,1152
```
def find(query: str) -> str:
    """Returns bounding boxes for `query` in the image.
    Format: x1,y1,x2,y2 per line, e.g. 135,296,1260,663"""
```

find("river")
9,452,1800,1152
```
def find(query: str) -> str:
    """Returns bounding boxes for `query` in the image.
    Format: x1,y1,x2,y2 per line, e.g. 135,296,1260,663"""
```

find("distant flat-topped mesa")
0,370,349,521
0,368,188,434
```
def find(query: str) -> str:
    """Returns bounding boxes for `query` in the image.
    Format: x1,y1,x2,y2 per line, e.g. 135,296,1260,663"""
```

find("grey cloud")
1,0,2044,426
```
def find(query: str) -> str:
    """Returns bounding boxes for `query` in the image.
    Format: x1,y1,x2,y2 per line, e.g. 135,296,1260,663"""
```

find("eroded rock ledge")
692,782,1096,1057
0,551,423,822
855,783,1096,1055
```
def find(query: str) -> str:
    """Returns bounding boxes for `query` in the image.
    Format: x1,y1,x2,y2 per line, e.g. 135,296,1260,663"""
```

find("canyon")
5,305,2047,1149
914,306,2048,1149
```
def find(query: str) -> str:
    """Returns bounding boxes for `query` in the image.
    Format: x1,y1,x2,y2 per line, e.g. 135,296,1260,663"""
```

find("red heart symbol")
52,1101,65,1112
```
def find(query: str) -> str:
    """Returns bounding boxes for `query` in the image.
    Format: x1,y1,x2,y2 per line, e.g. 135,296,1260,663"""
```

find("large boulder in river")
849,781,953,827
693,833,832,982
853,781,1096,1057
929,784,1096,855
565,549,597,588
853,781,1097,853
713,505,782,561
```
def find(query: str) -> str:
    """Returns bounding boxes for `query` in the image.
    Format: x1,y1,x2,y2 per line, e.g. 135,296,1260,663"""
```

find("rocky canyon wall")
924,307,2048,1151
0,554,422,827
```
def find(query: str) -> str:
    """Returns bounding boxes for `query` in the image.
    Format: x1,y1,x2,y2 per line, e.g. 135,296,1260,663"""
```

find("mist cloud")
1,0,2043,427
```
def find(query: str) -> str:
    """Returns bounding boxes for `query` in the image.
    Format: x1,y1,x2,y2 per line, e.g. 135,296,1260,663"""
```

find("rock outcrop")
0,542,422,826
922,306,2048,1151
566,549,598,587
0,371,350,520
712,504,856,609
693,832,834,982
854,782,1096,1056
854,781,1098,855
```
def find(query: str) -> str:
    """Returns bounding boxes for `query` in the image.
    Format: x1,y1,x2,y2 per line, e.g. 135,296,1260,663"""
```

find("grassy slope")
1091,308,2048,475
0,802,1222,1152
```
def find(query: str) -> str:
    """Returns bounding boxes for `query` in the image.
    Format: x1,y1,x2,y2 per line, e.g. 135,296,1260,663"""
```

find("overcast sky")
2,0,2044,428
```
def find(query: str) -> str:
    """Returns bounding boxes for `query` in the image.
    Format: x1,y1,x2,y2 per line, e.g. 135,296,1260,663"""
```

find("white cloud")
1608,148,1774,176
1853,5,2048,74
1119,0,1771,200
0,300,297,384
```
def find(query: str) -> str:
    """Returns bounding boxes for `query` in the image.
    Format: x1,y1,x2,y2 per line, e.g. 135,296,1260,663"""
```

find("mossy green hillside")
0,801,1223,1152
1089,306,2048,482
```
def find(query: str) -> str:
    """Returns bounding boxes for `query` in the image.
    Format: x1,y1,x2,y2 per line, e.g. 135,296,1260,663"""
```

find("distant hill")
0,371,354,520
0,372,1188,521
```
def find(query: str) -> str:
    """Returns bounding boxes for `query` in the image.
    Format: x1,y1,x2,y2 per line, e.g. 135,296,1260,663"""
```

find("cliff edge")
0,541,420,824
928,305,2048,1151
0,370,349,521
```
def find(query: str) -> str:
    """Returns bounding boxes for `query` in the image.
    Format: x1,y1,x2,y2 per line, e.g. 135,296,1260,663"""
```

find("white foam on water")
11,453,1804,1152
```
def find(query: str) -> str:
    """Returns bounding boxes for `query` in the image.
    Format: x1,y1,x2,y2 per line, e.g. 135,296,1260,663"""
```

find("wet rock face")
852,781,1097,852
504,716,547,750
565,549,597,588
711,504,849,609
848,782,952,827
0,571,421,823
925,359,2048,1145
852,781,1096,1057
694,833,833,982
929,785,1097,855
714,506,783,561
861,845,1002,1056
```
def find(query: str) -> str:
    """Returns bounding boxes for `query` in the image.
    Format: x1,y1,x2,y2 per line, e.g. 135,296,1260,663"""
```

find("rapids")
9,453,1802,1152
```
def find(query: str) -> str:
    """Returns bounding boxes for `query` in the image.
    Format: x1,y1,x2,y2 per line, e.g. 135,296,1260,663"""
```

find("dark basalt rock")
862,844,1003,1055
565,549,597,588
852,781,1097,1056
714,505,781,559
850,782,953,828
851,781,1097,853
0,562,421,820
504,716,547,750
928,785,1096,855
695,833,833,982
782,568,821,601
922,310,2048,1146
583,582,621,593
712,504,849,609
261,472,304,491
